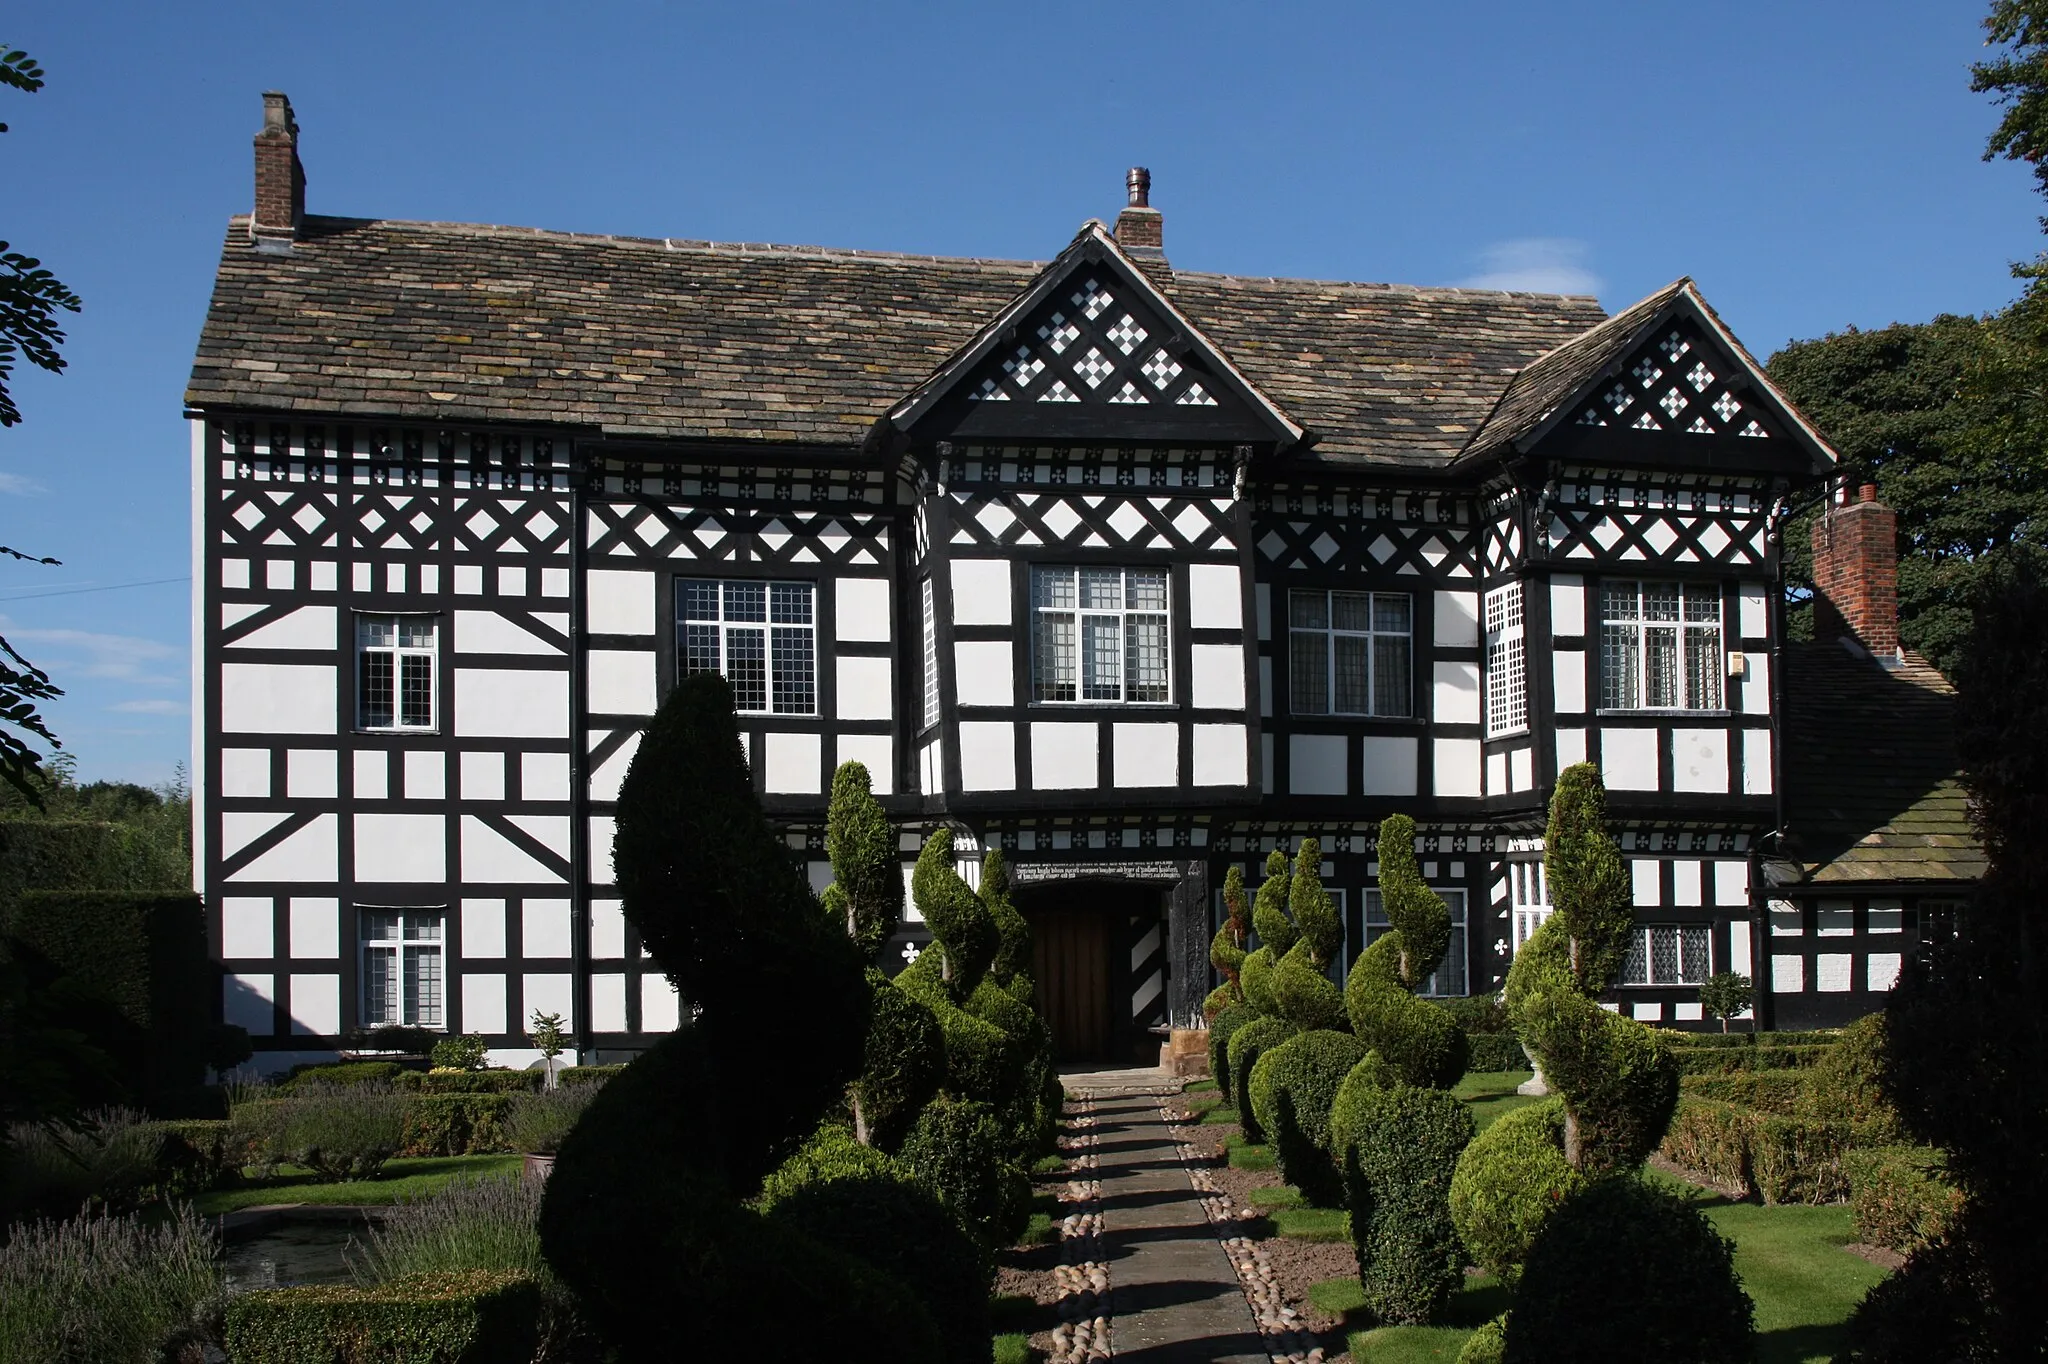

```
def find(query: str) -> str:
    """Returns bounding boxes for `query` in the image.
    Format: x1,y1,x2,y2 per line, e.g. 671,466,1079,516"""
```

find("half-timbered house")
188,94,1957,1070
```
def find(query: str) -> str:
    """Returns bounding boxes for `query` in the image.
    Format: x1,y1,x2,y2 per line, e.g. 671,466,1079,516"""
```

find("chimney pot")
1811,482,1900,657
1857,482,1878,504
1126,167,1151,209
251,90,306,243
1113,167,1165,263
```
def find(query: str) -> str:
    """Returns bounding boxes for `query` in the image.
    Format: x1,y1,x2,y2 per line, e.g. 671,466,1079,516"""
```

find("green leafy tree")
1696,972,1752,1035
1975,0,2048,211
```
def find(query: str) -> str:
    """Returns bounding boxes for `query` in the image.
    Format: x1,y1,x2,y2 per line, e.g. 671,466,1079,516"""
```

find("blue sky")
1,0,2040,785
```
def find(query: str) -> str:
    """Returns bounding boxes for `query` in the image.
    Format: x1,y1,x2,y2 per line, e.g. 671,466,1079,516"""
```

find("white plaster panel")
1743,729,1774,795
1602,728,1659,790
507,815,570,862
1550,575,1586,636
454,564,483,595
1555,727,1587,771
227,814,338,883
542,567,569,598
1633,1001,1664,1022
310,561,337,592
461,751,505,801
290,898,339,959
221,559,249,590
587,734,638,803
1868,902,1904,934
1771,902,1804,936
1675,1002,1704,1022
1714,861,1749,908
1867,953,1902,992
523,973,574,1029
289,974,340,1036
1192,724,1247,787
642,976,681,1032
1187,563,1242,630
523,899,573,959
1817,953,1853,993
588,816,616,886
288,749,337,799
591,974,628,1033
404,750,445,801
1432,660,1480,725
834,576,893,643
1818,902,1854,937
837,734,893,794
1738,583,1768,640
223,897,273,958
590,899,627,959
228,605,337,652
585,569,655,636
1432,738,1482,797
919,740,940,796
222,813,288,861
761,732,822,794
221,663,336,734
1551,650,1586,714
455,669,569,738
1113,723,1179,788
461,899,507,958
1509,746,1533,792
1031,722,1098,789
951,559,1012,626
1434,590,1479,647
958,721,1017,792
1773,954,1805,993
1741,652,1771,715
462,973,507,1034
1673,728,1728,794
1632,858,1663,906
222,748,271,798
354,813,446,883
1729,919,1753,975
354,750,388,800
588,651,657,716
1190,644,1244,710
498,566,526,597
837,655,894,719
1359,735,1418,797
1674,859,1703,906
455,610,562,656
522,752,571,803
1485,750,1508,796
1289,734,1348,796
949,639,1009,708
225,974,275,1035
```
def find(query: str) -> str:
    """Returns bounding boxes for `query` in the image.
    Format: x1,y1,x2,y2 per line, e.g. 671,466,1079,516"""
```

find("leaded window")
1600,580,1723,710
921,578,939,730
676,580,817,716
1485,584,1527,736
357,615,437,731
1619,924,1711,985
360,908,444,1028
1030,567,1170,704
1511,860,1551,954
1288,590,1412,716
1365,888,1469,996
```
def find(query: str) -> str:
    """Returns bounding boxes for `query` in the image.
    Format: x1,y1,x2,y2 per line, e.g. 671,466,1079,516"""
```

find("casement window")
1030,566,1170,704
1510,860,1552,954
1619,924,1711,985
360,908,444,1028
921,578,939,730
356,615,437,731
676,580,817,716
1288,590,1412,717
1484,584,1527,736
1600,580,1723,711
1364,888,1469,996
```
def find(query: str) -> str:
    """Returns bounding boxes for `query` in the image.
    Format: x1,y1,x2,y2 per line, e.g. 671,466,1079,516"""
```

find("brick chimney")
1114,167,1166,262
251,91,305,242
1811,482,1900,657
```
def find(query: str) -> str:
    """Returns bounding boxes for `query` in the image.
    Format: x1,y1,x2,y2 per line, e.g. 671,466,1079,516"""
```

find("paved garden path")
1065,1077,1268,1363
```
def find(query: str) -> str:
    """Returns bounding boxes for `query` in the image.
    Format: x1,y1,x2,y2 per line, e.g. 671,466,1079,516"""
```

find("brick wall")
1811,484,1899,655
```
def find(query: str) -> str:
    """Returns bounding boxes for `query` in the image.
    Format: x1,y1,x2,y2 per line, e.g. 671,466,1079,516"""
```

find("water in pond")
221,1216,376,1293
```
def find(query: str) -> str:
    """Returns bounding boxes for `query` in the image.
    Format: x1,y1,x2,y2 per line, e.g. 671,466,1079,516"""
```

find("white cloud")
0,472,46,496
1458,238,1601,295
4,627,182,683
109,698,188,716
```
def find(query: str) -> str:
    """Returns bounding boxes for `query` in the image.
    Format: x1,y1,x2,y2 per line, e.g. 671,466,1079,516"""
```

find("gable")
1567,317,1776,440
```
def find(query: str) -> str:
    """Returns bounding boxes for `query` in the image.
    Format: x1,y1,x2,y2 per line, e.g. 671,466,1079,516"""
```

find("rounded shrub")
1507,1176,1754,1363
1328,1072,1475,1325
1226,1016,1300,1143
1208,1003,1253,1106
1448,1097,1581,1280
1245,1029,1365,1206
897,1094,1030,1251
1455,1313,1507,1364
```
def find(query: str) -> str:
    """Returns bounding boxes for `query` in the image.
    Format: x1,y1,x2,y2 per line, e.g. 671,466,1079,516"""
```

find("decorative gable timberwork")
1570,318,1776,440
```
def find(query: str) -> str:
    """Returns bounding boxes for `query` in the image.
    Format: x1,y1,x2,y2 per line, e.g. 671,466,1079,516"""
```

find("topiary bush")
1245,1029,1365,1207
1271,840,1348,1032
1328,1072,1475,1325
823,762,903,960
853,969,946,1152
1208,864,1250,1019
1237,850,1294,1016
225,1270,543,1364
1208,1003,1253,1106
1456,1313,1507,1364
1448,1097,1582,1280
897,1093,1030,1252
1343,816,1466,1089
1847,1145,1965,1254
1226,1016,1300,1142
1506,1176,1754,1363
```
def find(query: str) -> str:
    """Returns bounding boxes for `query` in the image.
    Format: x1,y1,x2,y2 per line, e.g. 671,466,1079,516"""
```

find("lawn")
1452,1069,1538,1131
190,1155,525,1214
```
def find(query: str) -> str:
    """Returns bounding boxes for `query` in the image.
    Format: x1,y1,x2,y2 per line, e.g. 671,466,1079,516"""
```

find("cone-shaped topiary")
1272,839,1349,1032
1542,764,1634,992
1329,1072,1476,1325
1208,864,1250,1016
1448,1097,1583,1281
1246,1028,1366,1206
825,761,903,959
1226,1015,1300,1143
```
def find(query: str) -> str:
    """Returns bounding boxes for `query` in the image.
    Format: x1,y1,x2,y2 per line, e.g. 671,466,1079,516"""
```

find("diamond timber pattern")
1253,486,1477,578
946,490,1235,553
586,500,890,566
1572,319,1775,439
1544,469,1770,567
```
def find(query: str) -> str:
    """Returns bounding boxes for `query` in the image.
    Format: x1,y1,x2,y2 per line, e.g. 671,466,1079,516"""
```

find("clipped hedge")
1463,1034,1527,1074
558,1065,627,1088
1846,1146,1965,1254
158,1118,240,1194
400,1094,518,1157
1674,1044,1833,1076
223,1269,542,1364
1658,1098,1851,1205
396,1069,542,1095
1678,1071,1806,1114
0,819,190,907
280,1061,405,1092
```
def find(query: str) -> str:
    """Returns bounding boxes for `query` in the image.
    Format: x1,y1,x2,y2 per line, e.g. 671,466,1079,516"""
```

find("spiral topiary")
1226,1015,1300,1142
1238,850,1294,1016
1208,863,1250,1020
1328,1072,1475,1324
852,968,946,1152
824,761,903,959
1272,839,1350,1032
1342,817,1467,1089
1448,1097,1583,1281
1208,1002,1254,1106
1245,1028,1366,1206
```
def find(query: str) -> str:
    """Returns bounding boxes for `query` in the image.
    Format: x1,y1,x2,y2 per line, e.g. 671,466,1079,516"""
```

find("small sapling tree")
1697,972,1753,1035
529,1010,566,1090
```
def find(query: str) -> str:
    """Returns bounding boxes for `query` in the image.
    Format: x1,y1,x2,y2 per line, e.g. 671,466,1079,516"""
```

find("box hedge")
1463,1033,1528,1073
1673,1043,1833,1076
1846,1145,1965,1253
558,1064,626,1088
1678,1071,1806,1114
399,1094,518,1157
395,1069,542,1095
223,1269,542,1364
1658,1098,1851,1205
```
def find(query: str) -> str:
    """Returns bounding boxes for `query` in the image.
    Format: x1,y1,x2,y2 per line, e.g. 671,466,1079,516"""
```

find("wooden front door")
1028,906,1110,1062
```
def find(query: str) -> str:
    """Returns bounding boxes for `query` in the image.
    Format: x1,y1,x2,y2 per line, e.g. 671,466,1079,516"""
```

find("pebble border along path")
1047,1098,1110,1364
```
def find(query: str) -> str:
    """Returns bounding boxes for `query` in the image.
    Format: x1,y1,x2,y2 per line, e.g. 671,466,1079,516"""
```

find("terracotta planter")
522,1153,556,1181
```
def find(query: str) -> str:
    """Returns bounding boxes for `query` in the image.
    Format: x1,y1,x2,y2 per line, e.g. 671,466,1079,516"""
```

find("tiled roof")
186,215,1607,465
1778,640,1985,886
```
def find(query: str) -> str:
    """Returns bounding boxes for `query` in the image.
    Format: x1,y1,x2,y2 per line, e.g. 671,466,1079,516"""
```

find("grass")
989,1293,1034,1329
1307,1275,1368,1318
190,1155,525,1214
1031,1154,1066,1175
1345,1271,1511,1362
1271,1206,1350,1242
1224,1135,1274,1171
1018,1211,1059,1246
1247,1185,1302,1209
1200,1104,1240,1126
1452,1069,1539,1131
1185,1078,1218,1093
992,1333,1035,1364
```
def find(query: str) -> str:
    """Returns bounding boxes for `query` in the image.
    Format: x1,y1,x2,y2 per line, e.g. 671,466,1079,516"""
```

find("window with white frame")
1619,923,1711,985
356,615,437,731
1364,888,1468,996
1288,590,1412,716
921,578,939,729
1510,860,1551,953
1600,580,1723,710
1484,584,1527,735
360,908,445,1028
676,580,817,715
1030,566,1170,704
